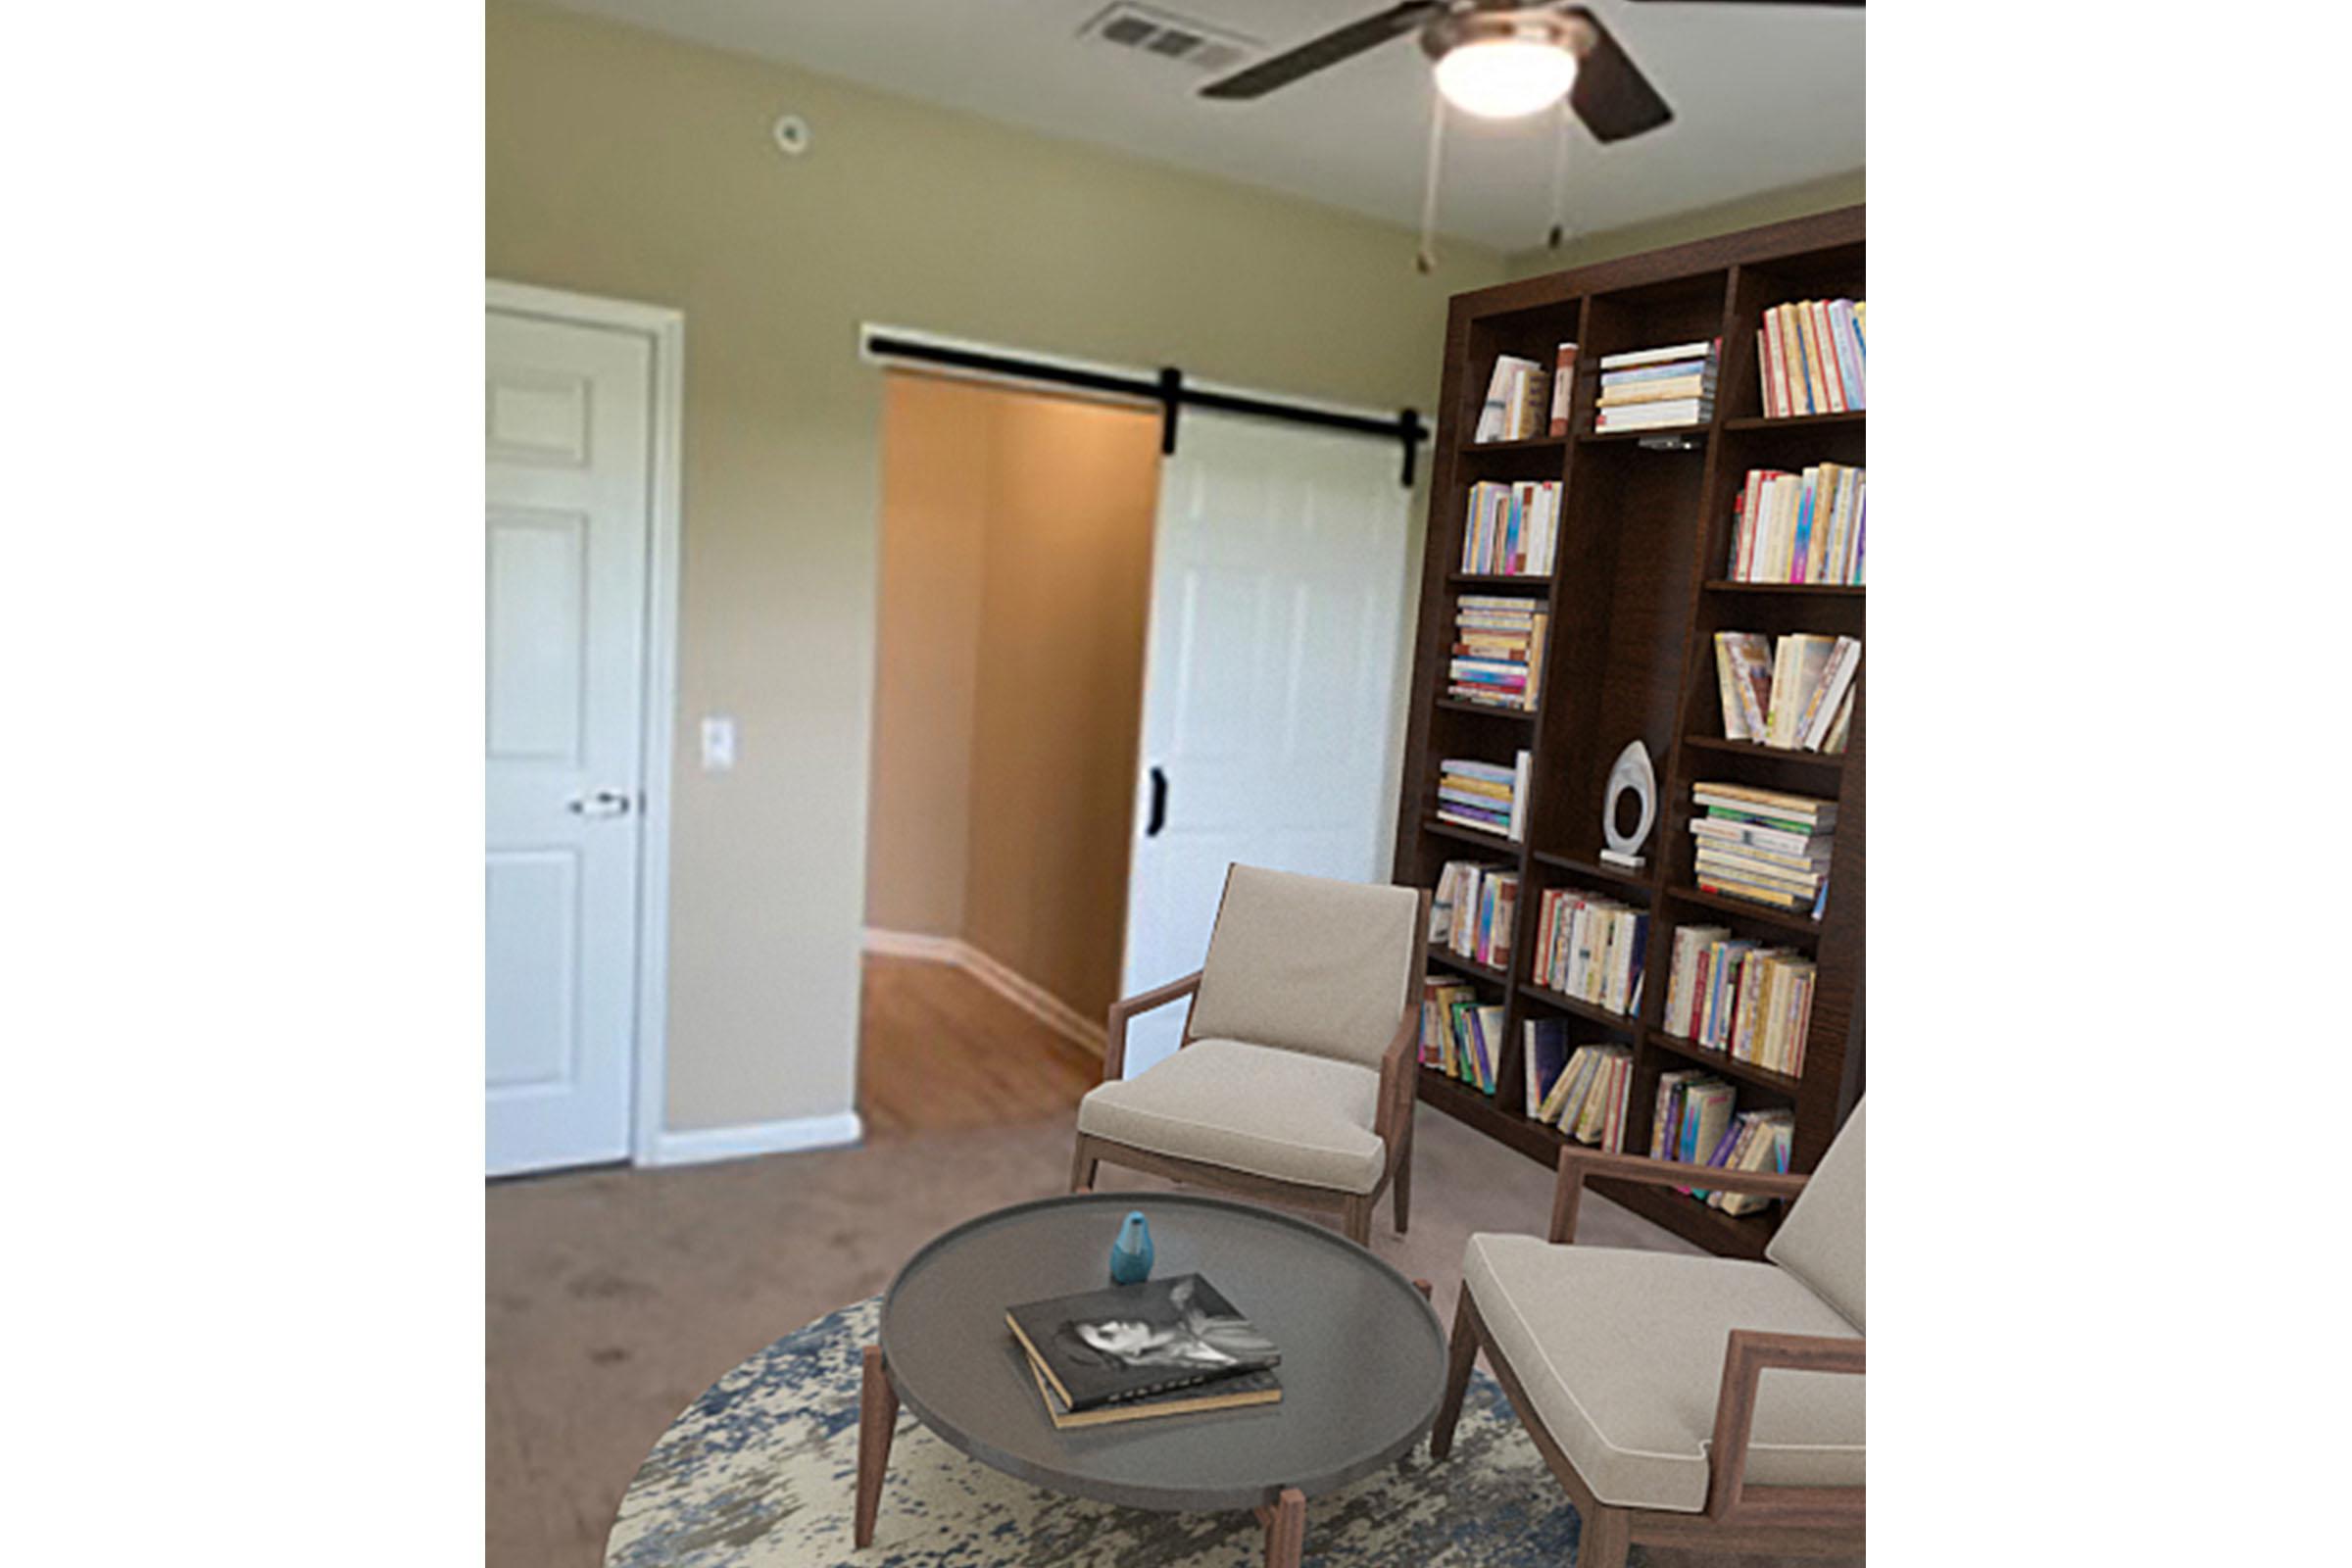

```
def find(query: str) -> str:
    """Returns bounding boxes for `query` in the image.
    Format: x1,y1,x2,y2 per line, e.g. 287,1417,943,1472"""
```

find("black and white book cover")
1005,1273,1279,1411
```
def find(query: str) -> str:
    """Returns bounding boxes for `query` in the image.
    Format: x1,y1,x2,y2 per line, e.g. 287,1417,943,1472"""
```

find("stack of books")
1525,1028,1634,1150
1473,343,1577,442
1711,631,1860,753
1447,596,1547,710
1527,887,1646,1016
1421,975,1502,1092
1461,480,1561,576
1435,753,1530,840
1660,925,1818,1076
1592,339,1721,433
1651,1075,1794,1214
1690,782,1836,916
1728,465,1866,585
1431,859,1518,968
1756,299,1865,417
1006,1274,1283,1430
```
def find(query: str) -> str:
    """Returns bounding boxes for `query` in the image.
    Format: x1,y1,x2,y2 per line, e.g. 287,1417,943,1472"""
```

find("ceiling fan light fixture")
1432,32,1578,120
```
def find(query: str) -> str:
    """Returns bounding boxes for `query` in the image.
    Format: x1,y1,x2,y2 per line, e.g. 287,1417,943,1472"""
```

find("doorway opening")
858,355,1421,1139
860,370,1162,1136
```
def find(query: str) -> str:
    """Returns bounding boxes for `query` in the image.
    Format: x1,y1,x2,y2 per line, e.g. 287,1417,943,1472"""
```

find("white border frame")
487,279,685,1168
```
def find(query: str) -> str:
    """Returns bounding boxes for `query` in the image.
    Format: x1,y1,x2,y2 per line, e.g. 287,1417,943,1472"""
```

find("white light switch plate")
701,715,737,772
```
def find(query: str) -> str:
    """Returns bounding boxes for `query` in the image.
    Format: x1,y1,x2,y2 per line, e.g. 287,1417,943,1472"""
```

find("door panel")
486,310,653,1176
1119,412,1412,1076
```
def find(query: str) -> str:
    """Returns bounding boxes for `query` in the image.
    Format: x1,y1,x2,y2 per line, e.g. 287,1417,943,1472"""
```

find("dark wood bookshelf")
1680,735,1848,769
1393,206,1866,1261
1699,580,1865,598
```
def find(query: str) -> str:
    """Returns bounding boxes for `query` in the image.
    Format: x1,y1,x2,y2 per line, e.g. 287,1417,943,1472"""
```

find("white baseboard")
862,927,1106,1054
644,1110,864,1167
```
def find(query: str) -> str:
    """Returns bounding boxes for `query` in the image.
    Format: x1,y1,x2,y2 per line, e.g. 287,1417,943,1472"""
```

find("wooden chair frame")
1069,884,1432,1249
1429,1148,1865,1567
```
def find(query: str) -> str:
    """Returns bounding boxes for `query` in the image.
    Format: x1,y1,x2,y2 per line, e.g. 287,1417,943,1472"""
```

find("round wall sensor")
772,115,810,157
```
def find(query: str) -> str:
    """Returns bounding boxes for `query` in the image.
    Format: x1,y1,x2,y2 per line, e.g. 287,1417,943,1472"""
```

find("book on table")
1005,1273,1279,1414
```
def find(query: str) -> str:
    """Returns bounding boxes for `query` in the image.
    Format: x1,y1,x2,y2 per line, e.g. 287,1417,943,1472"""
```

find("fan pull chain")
1416,92,1446,274
1546,104,1573,252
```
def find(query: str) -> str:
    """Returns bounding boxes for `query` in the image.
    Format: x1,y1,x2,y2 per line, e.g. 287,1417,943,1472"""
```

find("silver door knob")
567,789,634,818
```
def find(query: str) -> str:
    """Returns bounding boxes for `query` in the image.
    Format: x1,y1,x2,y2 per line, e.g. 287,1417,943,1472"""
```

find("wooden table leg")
1260,1487,1305,1568
854,1345,898,1548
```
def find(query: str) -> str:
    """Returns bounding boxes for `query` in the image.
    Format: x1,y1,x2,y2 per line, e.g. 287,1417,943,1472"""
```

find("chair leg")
1391,1122,1413,1236
1069,1135,1098,1194
1430,1290,1480,1460
1576,1502,1632,1568
1342,1195,1372,1248
1260,1487,1305,1568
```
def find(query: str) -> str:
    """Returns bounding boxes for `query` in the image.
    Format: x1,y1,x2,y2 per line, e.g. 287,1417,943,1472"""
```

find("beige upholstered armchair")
1432,1101,1867,1567
1069,864,1429,1248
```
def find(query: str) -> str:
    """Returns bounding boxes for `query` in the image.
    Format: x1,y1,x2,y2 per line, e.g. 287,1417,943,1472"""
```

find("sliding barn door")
1117,411,1413,1076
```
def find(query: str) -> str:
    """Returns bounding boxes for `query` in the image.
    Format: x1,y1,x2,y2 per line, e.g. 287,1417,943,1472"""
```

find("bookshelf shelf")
1396,207,1865,1260
1527,850,1652,895
1460,435,1567,456
1518,981,1641,1036
1700,580,1865,598
1448,572,1553,588
1680,736,1847,769
1722,412,1864,431
1427,942,1511,987
1645,1029,1805,1097
1430,699,1537,723
1422,817,1522,853
1667,884,1826,935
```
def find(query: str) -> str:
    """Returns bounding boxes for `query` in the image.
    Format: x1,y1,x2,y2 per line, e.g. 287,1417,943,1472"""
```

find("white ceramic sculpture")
1599,739,1655,869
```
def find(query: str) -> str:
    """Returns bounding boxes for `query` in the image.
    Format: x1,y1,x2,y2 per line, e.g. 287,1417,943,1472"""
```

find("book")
1530,886,1646,1016
1436,755,1530,842
1591,339,1718,432
1689,783,1835,917
1523,1016,1571,1119
1006,1274,1279,1413
1446,595,1546,711
1461,480,1561,576
1547,342,1578,437
1728,466,1864,585
1474,354,1551,443
1022,1349,1280,1429
1711,632,1862,753
1756,300,1865,416
1597,339,1717,370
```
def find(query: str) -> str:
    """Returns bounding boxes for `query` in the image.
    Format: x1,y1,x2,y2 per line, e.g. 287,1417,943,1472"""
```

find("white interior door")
1118,410,1412,1076
486,309,654,1176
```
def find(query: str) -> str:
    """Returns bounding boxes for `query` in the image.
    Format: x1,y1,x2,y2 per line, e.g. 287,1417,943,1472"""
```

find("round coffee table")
855,1192,1447,1566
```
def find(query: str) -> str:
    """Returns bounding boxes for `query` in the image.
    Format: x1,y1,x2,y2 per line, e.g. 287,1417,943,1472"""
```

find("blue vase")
1109,1210,1154,1285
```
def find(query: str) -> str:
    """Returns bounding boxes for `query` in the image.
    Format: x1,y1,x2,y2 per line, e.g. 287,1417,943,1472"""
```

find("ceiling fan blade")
1562,8,1675,143
1200,2,1445,100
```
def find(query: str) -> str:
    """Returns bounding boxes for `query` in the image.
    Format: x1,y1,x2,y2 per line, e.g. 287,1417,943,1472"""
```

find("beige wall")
864,375,993,939
865,373,1160,1026
961,386,1161,1023
1507,170,1868,275
488,0,1505,1133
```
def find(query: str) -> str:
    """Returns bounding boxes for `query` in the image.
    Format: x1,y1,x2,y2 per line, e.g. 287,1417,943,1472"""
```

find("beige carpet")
488,1105,1856,1567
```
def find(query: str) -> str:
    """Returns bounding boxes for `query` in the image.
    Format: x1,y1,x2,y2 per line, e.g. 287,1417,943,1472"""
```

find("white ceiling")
536,1,1863,252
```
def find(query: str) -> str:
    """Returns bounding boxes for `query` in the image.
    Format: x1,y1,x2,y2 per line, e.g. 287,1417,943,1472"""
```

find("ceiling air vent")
1078,4,1256,75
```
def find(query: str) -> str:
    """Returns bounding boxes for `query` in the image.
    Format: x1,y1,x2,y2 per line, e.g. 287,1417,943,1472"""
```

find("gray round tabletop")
877,1191,1447,1514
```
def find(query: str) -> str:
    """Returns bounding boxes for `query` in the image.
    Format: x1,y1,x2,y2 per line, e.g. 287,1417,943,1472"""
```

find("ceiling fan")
1202,1,1865,142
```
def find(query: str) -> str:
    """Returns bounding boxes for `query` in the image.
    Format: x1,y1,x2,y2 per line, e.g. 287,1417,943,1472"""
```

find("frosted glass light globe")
1434,38,1578,120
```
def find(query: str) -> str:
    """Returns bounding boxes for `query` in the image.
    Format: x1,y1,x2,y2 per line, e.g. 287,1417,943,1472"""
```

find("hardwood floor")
858,954,1104,1138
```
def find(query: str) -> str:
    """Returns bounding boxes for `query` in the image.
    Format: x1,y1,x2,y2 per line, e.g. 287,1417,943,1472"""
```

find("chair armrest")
1548,1147,1813,1245
1102,969,1203,1080
1706,1330,1865,1518
1373,1002,1420,1150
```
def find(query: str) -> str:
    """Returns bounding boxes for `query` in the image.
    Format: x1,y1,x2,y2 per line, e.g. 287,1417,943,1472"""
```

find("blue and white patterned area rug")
606,1296,1589,1567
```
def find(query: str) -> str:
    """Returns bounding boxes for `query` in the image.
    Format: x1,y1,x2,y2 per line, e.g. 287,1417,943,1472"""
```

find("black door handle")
1147,766,1168,838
